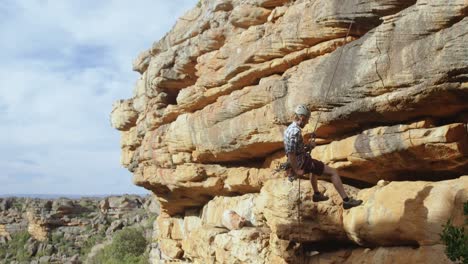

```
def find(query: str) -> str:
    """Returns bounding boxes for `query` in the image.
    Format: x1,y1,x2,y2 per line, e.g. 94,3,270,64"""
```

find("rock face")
221,210,246,230
0,195,157,263
112,0,468,263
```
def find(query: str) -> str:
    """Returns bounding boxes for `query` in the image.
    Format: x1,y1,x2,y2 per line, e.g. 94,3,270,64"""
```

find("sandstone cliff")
111,0,468,263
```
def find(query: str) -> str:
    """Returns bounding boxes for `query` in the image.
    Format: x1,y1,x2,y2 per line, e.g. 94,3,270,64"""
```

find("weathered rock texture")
112,0,468,263
0,195,158,263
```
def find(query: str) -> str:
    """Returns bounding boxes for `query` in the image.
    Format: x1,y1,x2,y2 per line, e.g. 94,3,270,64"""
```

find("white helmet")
294,104,310,117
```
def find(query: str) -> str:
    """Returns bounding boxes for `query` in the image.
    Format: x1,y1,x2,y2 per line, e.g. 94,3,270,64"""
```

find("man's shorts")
302,154,325,176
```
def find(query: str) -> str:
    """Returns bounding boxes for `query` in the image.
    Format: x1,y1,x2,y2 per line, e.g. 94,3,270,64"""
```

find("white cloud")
0,0,198,195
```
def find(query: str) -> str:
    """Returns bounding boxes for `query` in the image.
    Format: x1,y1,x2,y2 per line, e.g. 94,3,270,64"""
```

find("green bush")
0,231,32,262
49,231,79,257
440,201,468,264
50,231,65,244
12,201,24,211
112,227,147,258
90,227,148,264
145,213,158,229
78,199,96,209
80,231,106,257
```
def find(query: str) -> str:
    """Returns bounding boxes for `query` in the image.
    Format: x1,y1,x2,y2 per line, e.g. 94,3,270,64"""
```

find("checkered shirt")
283,122,306,167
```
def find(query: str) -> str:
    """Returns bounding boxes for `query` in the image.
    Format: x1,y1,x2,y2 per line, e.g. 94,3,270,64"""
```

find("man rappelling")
283,104,363,209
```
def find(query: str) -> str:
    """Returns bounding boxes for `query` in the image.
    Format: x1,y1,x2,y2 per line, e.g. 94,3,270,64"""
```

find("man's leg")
322,165,347,199
302,154,318,191
322,165,363,209
310,172,329,202
309,173,319,193
303,155,328,202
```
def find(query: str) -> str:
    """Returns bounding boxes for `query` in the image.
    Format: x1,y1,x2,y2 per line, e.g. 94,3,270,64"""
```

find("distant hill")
0,193,147,199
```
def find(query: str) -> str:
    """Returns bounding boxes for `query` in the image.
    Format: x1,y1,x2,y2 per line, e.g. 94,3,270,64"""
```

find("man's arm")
288,153,303,176
304,132,317,152
285,129,304,175
304,139,316,152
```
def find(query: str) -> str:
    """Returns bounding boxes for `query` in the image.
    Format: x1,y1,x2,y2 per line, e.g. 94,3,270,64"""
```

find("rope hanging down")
312,19,355,136
295,18,355,263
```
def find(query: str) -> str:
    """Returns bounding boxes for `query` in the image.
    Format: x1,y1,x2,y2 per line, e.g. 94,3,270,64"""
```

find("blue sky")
0,0,198,195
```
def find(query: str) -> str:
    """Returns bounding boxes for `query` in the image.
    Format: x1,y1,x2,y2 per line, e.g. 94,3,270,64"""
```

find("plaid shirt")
283,122,306,168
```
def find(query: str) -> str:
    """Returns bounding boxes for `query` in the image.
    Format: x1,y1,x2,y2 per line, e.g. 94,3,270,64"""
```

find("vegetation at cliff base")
89,227,149,264
0,231,31,262
80,229,107,257
440,201,468,264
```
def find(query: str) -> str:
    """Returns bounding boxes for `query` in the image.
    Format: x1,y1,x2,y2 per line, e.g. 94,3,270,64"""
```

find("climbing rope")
297,172,304,263
294,18,356,263
311,19,356,136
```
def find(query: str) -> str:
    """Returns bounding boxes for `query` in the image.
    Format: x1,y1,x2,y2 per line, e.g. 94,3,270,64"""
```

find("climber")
283,104,363,209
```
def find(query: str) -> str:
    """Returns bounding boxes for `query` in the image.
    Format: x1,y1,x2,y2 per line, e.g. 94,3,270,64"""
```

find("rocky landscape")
110,0,468,263
0,195,158,263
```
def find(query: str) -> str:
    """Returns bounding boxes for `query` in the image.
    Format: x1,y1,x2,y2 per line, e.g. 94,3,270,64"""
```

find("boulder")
221,210,246,230
343,176,468,246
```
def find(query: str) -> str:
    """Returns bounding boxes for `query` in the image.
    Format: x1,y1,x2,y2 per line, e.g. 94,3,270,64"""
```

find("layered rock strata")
0,195,158,263
112,0,468,262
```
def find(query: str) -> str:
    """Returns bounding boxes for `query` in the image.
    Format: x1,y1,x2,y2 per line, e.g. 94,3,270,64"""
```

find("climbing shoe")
312,192,329,202
342,197,363,209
